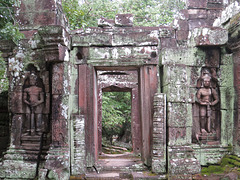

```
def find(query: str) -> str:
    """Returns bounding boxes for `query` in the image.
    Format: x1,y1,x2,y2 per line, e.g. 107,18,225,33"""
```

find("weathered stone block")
168,103,192,127
39,169,48,180
213,2,240,27
112,31,159,46
163,84,191,103
160,38,177,48
52,119,68,146
190,66,202,87
193,145,229,165
168,127,192,146
189,19,210,30
188,9,207,19
162,65,189,86
194,27,228,46
152,159,166,174
12,115,23,147
176,30,189,41
220,87,235,110
175,20,189,31
179,9,190,20
71,115,85,175
152,93,166,173
208,9,221,20
43,92,50,114
10,91,23,113
0,160,36,179
52,63,64,95
221,53,233,65
219,64,234,87
168,157,201,175
39,26,70,49
98,17,115,27
168,146,201,175
69,95,79,115
221,109,234,146
115,14,133,27
207,0,223,9
159,27,175,38
87,46,158,66
161,48,205,66
187,0,207,9
72,33,112,47
72,27,160,47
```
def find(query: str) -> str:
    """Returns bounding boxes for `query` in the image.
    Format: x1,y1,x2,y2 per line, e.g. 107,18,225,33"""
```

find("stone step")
21,143,49,151
93,158,148,173
21,135,42,141
71,171,167,180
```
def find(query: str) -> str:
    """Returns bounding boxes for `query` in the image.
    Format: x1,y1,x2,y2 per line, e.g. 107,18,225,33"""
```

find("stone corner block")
115,14,133,27
98,17,115,27
194,27,228,46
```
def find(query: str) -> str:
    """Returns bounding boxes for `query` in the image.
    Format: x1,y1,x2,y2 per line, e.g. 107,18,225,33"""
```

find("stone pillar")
140,65,158,166
78,64,98,167
152,93,167,174
71,115,86,175
131,87,142,154
233,50,240,155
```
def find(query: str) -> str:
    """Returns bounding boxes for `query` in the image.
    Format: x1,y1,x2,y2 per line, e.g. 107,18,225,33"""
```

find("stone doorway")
78,65,159,169
97,70,141,156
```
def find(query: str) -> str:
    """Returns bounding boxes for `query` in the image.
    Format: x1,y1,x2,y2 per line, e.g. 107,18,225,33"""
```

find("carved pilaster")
152,93,167,174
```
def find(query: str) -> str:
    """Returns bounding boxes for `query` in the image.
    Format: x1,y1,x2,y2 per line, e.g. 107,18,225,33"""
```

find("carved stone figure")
23,72,44,136
196,75,219,134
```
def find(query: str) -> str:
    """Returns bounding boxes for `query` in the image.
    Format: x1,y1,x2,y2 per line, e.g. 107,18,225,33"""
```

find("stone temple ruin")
1,0,240,179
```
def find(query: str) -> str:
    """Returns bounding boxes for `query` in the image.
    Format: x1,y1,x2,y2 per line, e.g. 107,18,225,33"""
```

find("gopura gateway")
1,0,240,179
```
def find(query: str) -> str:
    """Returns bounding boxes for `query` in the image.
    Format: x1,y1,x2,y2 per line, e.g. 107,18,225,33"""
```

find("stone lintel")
71,28,159,47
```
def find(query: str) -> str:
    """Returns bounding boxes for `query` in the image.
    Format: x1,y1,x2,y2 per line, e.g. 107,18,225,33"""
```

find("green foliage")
62,0,86,29
0,0,23,43
102,92,131,144
0,22,24,43
0,53,8,93
0,0,23,92
0,0,15,29
62,0,186,29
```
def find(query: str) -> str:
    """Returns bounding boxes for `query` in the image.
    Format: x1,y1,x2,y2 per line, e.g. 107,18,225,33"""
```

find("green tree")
102,92,131,145
0,0,23,92
0,0,23,43
62,0,185,29
0,52,8,93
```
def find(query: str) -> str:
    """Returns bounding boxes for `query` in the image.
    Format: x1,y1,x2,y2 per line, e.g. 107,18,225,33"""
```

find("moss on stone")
202,155,240,176
202,165,225,175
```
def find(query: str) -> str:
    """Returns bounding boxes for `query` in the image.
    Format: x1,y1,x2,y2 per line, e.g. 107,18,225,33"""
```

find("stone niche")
193,67,221,145
21,64,51,153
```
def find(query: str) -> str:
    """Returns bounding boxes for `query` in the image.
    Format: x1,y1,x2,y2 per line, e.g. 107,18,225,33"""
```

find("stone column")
152,93,167,174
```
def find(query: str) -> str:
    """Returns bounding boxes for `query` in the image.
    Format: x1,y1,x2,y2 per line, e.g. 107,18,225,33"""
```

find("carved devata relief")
22,64,49,137
193,68,221,144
